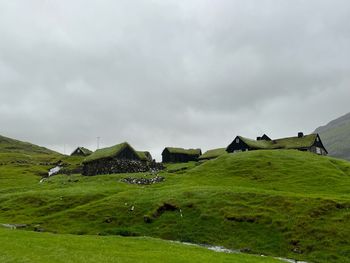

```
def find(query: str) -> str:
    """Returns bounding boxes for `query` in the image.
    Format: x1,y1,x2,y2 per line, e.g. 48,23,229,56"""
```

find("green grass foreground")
0,144,350,263
0,228,280,263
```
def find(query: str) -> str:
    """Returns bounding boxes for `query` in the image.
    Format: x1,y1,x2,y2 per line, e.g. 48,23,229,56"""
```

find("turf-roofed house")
162,147,202,163
70,147,93,157
82,142,161,176
137,151,153,162
227,132,328,155
199,148,227,161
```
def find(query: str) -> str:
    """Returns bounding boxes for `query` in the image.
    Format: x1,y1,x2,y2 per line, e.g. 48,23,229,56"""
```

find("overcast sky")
0,0,349,159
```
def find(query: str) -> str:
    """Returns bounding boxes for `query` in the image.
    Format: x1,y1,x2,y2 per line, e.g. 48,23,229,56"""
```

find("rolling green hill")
0,134,59,155
0,228,281,263
1,149,350,262
0,134,62,166
315,112,350,160
0,134,82,192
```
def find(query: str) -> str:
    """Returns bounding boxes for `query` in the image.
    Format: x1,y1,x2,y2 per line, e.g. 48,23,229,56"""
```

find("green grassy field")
0,228,281,263
0,138,350,263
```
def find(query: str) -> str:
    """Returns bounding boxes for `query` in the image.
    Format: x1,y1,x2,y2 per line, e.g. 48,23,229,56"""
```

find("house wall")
304,135,327,155
162,150,199,163
117,147,140,160
162,150,171,163
308,146,327,156
71,149,86,156
144,152,153,161
226,137,251,153
261,134,271,141
313,136,328,155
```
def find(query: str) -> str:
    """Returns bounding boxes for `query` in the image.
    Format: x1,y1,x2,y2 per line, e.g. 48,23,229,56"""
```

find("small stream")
39,166,62,183
170,241,309,263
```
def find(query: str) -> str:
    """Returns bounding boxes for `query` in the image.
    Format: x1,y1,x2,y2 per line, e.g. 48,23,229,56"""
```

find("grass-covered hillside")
0,134,67,172
0,147,350,262
315,112,350,160
0,134,85,191
0,228,280,263
0,134,59,157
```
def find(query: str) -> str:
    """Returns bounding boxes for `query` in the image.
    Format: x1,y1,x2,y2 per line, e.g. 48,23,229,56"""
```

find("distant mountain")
314,112,350,160
0,134,58,155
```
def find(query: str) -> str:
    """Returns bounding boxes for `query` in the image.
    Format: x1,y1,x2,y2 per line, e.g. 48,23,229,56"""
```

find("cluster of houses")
71,132,327,176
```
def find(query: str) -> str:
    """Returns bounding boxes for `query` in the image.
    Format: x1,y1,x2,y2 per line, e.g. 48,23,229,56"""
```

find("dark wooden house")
226,133,328,155
71,147,92,156
82,142,162,176
162,147,202,163
260,134,272,141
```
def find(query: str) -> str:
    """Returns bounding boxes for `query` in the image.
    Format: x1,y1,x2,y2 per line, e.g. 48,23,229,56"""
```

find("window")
316,147,321,154
236,138,239,143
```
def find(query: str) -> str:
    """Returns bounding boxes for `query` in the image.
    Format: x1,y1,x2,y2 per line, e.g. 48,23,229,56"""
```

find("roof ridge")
83,142,137,163
235,133,318,150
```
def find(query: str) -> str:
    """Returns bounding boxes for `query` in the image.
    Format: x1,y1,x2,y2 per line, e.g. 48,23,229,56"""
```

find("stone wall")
82,158,164,176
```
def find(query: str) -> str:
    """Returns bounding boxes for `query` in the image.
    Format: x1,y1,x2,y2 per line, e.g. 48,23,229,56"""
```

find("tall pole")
97,137,100,150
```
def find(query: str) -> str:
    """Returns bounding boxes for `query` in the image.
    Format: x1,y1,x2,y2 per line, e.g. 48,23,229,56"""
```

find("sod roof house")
137,151,153,162
258,134,272,141
71,147,92,156
199,148,227,161
83,142,141,164
162,147,202,163
82,142,160,176
226,132,328,155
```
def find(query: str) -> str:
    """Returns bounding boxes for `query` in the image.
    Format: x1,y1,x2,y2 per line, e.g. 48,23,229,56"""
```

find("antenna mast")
96,137,100,150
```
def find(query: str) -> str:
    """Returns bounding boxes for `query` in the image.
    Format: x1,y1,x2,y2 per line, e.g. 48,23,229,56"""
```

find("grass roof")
164,147,201,156
80,147,92,155
199,148,227,160
137,151,152,161
274,134,318,149
238,137,272,149
237,134,318,150
83,142,137,164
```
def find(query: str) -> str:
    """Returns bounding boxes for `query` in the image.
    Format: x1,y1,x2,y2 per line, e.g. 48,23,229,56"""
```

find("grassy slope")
0,228,280,263
0,134,86,192
0,150,350,262
199,148,226,160
0,135,58,155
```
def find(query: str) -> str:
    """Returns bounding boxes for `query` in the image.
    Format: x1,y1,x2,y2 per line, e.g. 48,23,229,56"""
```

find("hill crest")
0,134,58,155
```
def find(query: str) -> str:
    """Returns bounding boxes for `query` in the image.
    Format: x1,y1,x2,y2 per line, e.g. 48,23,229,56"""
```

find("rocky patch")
1,223,27,229
121,176,165,185
83,159,164,176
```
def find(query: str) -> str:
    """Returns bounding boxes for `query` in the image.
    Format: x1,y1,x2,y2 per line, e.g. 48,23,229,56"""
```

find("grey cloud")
0,0,349,159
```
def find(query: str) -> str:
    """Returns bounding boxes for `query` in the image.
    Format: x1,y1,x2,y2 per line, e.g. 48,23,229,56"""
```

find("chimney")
298,132,304,138
257,137,262,141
